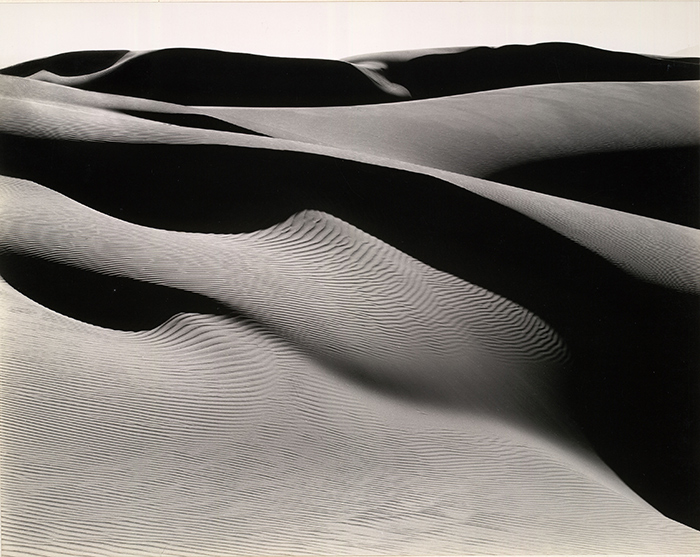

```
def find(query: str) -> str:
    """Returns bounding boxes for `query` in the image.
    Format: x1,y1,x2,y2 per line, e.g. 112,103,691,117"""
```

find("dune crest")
0,49,129,77
0,176,569,421
200,80,700,178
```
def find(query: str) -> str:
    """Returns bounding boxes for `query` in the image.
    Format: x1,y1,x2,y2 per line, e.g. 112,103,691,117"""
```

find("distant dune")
2,43,697,106
345,42,700,101
0,44,699,556
1,48,399,106
0,49,129,77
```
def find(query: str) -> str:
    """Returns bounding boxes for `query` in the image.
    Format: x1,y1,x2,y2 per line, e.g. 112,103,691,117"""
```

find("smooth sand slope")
1,46,699,555
200,80,700,183
1,69,699,532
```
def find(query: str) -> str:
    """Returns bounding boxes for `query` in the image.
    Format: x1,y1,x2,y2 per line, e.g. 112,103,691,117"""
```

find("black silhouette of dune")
346,42,700,101
1,48,399,106
0,49,128,77
3,43,697,107
1,44,699,556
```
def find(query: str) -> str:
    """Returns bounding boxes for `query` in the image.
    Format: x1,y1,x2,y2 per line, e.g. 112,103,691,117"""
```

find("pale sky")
0,1,699,70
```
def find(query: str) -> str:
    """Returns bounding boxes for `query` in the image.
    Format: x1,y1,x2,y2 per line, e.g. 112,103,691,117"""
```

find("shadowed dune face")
1,134,698,530
9,48,400,106
0,49,128,77
1,44,699,555
346,42,700,101
4,276,695,556
2,43,697,107
486,146,700,228
0,176,570,420
0,252,233,330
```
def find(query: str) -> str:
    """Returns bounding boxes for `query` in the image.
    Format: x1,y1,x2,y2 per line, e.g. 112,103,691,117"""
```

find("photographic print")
0,1,698,555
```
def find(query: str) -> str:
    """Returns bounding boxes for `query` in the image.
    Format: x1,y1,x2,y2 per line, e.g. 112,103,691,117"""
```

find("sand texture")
1,43,699,556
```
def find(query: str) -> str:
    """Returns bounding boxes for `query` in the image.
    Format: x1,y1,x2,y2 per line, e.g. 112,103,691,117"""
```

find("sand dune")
4,274,698,556
2,74,698,295
3,73,697,188
344,42,699,100
3,43,697,107
1,48,400,106
1,174,574,426
1,176,699,556
0,49,129,78
200,80,700,181
1,45,699,555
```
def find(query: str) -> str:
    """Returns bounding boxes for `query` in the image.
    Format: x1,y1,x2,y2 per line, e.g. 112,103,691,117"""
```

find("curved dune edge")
343,46,475,64
2,76,699,294
446,172,700,294
3,74,698,178
14,48,401,107
200,80,700,177
340,43,700,101
2,266,699,556
26,49,145,86
0,49,131,78
0,175,569,420
350,61,412,98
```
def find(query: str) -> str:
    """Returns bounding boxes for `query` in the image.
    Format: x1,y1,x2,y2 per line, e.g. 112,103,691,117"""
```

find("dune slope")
197,82,699,167
2,175,699,556
2,129,698,527
3,285,697,556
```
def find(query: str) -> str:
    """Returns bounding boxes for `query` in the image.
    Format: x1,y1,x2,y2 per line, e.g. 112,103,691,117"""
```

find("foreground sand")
0,45,699,555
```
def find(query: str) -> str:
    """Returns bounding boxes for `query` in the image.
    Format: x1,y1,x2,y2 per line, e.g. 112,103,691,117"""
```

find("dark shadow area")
487,147,700,228
0,133,697,529
376,42,700,100
0,50,128,77
0,48,395,107
118,109,269,136
0,252,232,331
